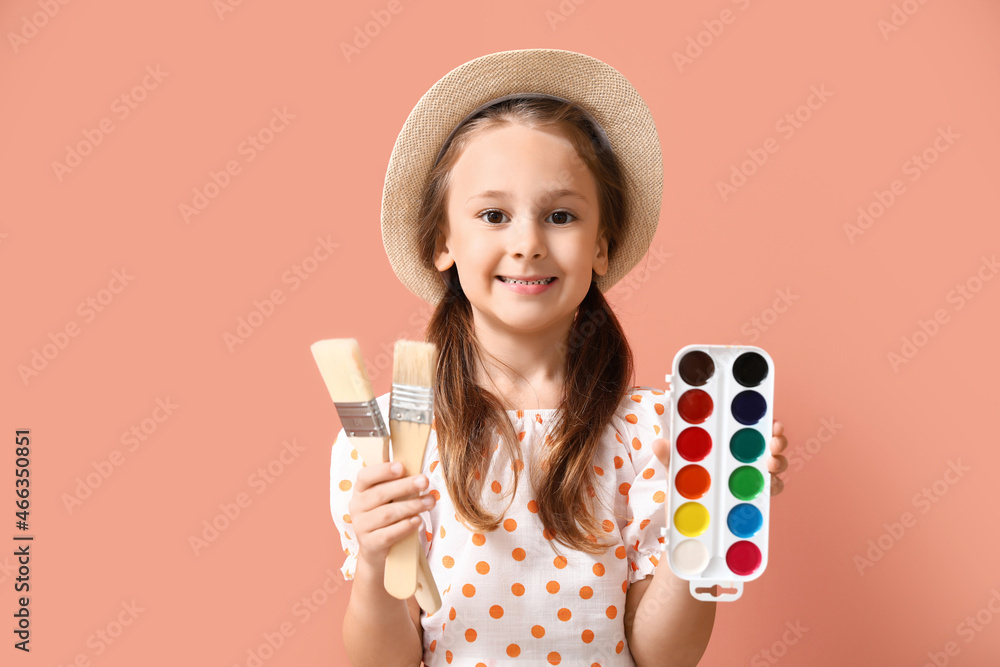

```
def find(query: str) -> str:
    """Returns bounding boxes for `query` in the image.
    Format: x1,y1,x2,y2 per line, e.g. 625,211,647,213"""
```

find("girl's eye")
548,210,576,225
480,209,508,225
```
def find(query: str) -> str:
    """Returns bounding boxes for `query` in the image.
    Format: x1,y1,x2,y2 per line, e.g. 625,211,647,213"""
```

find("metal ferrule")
389,383,434,424
333,398,388,438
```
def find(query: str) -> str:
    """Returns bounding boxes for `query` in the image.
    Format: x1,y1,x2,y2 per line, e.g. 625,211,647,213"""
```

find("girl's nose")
507,218,547,260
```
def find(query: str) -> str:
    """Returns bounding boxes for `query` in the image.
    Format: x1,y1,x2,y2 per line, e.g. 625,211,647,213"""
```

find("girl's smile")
496,274,558,295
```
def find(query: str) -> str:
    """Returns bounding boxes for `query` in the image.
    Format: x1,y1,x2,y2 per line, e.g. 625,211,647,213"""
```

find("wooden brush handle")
353,433,440,613
384,419,430,600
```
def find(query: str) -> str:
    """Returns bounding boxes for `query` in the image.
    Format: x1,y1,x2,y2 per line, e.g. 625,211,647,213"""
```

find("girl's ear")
433,226,455,272
592,231,610,277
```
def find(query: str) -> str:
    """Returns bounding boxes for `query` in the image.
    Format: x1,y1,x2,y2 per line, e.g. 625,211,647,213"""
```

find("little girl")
330,49,789,667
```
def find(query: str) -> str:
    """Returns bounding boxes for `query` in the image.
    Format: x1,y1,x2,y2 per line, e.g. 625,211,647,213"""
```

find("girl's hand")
347,461,436,570
650,419,789,497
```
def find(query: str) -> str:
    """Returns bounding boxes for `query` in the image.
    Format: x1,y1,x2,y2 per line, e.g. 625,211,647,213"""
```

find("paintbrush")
384,339,438,601
310,338,441,613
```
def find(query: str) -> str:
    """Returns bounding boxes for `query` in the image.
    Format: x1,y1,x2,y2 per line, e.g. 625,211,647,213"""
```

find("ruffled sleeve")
329,425,365,581
619,386,672,584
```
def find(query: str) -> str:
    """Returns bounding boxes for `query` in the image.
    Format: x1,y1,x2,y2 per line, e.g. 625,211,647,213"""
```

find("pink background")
3,0,999,665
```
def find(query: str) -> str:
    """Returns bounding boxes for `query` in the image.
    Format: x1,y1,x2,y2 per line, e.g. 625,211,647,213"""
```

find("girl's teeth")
501,277,553,285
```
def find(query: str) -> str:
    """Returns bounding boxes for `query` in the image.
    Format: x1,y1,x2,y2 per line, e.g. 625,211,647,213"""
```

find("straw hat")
381,48,663,306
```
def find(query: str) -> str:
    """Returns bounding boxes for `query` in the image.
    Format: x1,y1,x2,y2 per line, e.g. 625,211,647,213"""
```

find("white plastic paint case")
662,344,774,602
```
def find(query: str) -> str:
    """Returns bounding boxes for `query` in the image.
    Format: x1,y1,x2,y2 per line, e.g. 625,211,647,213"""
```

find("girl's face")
434,123,608,338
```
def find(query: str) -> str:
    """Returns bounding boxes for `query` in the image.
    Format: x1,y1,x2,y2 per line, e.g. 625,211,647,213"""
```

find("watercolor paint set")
662,344,775,601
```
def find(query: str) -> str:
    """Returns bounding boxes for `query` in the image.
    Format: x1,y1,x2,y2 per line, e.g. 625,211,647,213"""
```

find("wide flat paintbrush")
310,338,441,613
384,340,438,601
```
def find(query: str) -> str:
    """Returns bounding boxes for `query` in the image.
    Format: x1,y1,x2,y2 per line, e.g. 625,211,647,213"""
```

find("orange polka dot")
616,640,625,654
472,533,486,546
654,402,664,415
582,629,595,643
653,490,666,503
548,652,561,665
557,608,572,621
615,432,624,444
652,388,665,395
586,533,597,543
425,530,433,542
430,639,437,651
507,644,521,658
651,555,659,566
512,458,524,472
512,548,526,561
491,480,502,493
504,518,517,532
465,628,477,642
606,605,618,619
642,468,655,479
640,519,651,529
546,581,560,594
512,583,525,596
622,580,628,594
554,555,567,569
527,499,539,513
536,413,544,423
473,470,481,480
338,480,352,491
630,394,642,403
614,456,624,469
476,561,490,575
430,489,441,501
619,482,631,496
440,525,446,538
430,460,439,472
654,424,661,435
446,650,453,663
442,555,454,568
602,519,615,533
594,465,604,476
350,449,359,460
490,605,504,619
626,413,638,424
593,563,605,576
531,624,545,638
517,430,526,441
543,528,555,540
462,584,476,597
615,546,626,559
580,586,593,599
631,437,642,450
476,664,486,667
343,514,352,524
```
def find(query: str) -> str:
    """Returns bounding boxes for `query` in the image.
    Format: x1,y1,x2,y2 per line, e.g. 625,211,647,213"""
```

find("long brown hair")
416,97,635,556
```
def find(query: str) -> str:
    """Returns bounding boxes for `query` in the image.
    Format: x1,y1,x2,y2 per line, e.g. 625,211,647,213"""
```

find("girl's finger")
770,433,788,455
367,514,424,554
355,461,404,493
770,474,784,496
768,453,788,474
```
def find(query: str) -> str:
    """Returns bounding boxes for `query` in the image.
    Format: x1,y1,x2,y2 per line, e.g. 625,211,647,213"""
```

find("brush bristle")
392,340,438,388
310,338,375,403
